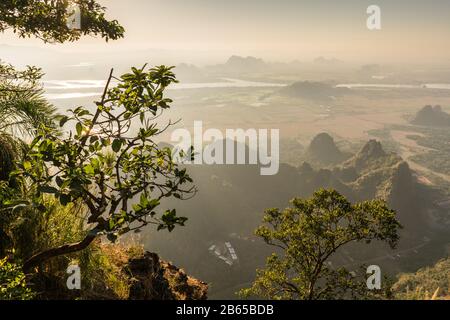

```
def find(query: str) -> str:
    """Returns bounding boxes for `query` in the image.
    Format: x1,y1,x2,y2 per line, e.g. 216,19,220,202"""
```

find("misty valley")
23,53,449,299
1,0,450,305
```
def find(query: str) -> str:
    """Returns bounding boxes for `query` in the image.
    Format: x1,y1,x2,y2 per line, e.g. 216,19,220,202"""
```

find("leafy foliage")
241,189,401,300
0,63,57,135
0,63,58,258
0,0,124,43
0,134,19,181
11,65,195,270
0,63,57,182
0,185,133,299
0,258,34,300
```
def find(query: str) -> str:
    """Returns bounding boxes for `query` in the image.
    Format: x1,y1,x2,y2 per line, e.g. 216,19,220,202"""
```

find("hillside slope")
393,256,450,300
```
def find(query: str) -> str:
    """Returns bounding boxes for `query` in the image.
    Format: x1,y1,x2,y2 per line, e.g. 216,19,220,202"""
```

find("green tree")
0,0,123,180
0,0,123,257
0,63,57,181
241,189,401,300
1,0,123,179
0,0,123,168
0,0,124,43
1,0,122,235
9,65,195,272
0,63,58,260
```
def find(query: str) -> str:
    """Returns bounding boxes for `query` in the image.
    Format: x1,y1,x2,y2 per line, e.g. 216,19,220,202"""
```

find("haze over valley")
16,52,449,298
1,0,449,301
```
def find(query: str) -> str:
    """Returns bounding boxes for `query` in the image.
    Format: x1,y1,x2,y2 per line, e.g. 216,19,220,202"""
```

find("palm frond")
0,89,57,137
1,62,58,140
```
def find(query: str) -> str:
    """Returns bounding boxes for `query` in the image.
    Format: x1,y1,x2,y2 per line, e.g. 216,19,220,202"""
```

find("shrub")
0,258,34,300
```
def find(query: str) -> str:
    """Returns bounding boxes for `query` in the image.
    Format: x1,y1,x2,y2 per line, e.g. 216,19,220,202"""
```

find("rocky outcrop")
126,252,208,300
385,161,421,228
358,140,386,159
29,243,207,300
350,140,386,171
389,161,414,202
306,133,347,165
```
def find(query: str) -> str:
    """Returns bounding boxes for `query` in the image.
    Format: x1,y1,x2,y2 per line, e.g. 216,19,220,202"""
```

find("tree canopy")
241,189,401,300
7,65,195,271
0,0,124,43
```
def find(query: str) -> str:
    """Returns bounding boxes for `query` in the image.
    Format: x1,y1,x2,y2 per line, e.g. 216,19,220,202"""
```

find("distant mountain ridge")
204,55,344,76
314,56,343,65
411,105,450,127
306,132,348,165
279,81,351,101
343,139,387,171
224,55,266,71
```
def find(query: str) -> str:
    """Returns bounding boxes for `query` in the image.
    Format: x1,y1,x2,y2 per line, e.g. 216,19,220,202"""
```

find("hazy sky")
1,0,450,64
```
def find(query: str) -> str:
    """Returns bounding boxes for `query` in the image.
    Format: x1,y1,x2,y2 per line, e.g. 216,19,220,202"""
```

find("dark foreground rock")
127,251,208,300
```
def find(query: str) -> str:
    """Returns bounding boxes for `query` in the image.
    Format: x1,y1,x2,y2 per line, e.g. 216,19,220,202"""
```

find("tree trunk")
23,233,97,273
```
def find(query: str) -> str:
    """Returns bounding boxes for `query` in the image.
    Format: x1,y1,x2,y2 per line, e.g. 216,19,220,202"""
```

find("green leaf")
23,161,32,170
30,136,42,148
76,122,83,136
59,115,69,127
84,165,95,175
91,158,100,170
59,194,71,206
78,110,91,117
101,138,110,146
148,199,160,208
108,219,115,231
56,176,64,187
139,193,149,207
69,180,82,191
112,139,122,152
73,106,83,114
38,185,58,194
